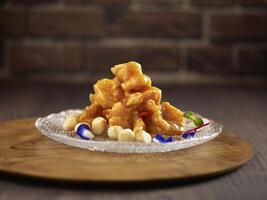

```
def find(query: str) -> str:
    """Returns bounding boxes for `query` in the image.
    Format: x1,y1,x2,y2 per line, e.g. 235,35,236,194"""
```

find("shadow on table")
0,167,241,191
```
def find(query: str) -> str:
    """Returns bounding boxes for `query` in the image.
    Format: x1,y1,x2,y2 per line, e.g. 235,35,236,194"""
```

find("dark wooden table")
0,82,266,200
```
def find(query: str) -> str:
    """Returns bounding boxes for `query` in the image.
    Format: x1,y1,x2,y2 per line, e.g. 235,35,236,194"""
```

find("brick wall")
0,0,267,84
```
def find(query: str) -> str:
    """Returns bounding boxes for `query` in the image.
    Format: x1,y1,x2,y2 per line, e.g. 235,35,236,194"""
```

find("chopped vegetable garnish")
194,117,204,127
183,111,194,119
184,111,204,127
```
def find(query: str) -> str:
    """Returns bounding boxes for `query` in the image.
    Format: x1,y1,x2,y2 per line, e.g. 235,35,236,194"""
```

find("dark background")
0,0,267,85
0,1,267,199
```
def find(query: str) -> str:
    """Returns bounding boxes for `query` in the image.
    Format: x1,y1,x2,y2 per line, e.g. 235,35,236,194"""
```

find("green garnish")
184,111,204,127
193,117,204,127
184,111,194,119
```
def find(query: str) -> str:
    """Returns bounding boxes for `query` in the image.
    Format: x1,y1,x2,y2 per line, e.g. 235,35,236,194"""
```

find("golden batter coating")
78,61,184,135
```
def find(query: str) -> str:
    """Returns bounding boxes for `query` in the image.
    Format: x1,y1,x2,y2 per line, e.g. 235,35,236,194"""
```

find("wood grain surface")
0,118,252,182
0,82,266,200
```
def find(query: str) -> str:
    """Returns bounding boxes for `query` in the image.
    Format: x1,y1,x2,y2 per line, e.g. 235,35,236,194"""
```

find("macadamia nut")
108,126,123,139
117,128,135,142
135,130,152,143
92,117,107,135
63,114,79,131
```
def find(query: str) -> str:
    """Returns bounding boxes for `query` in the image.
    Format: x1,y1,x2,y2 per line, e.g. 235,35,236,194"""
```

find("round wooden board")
0,118,253,183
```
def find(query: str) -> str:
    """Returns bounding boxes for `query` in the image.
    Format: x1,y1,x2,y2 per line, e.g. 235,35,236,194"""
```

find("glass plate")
35,109,223,153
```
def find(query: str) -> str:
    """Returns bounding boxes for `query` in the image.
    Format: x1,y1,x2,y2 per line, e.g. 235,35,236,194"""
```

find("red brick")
191,0,234,6
29,8,103,37
8,41,81,71
63,42,82,70
9,0,58,4
107,11,202,38
187,45,233,74
239,0,267,6
135,0,182,6
0,8,25,36
238,47,267,75
64,0,129,5
63,0,84,4
9,42,61,71
85,45,179,72
0,40,4,69
191,0,267,6
210,13,267,41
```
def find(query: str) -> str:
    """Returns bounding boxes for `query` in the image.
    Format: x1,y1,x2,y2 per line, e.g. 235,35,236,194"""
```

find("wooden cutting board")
0,118,253,183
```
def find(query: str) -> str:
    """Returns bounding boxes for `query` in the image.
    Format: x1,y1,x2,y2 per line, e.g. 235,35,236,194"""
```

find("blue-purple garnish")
181,119,211,139
75,123,95,140
182,131,196,139
153,134,173,143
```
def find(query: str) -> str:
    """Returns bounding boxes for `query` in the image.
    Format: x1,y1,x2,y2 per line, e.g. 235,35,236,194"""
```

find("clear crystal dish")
35,109,223,153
